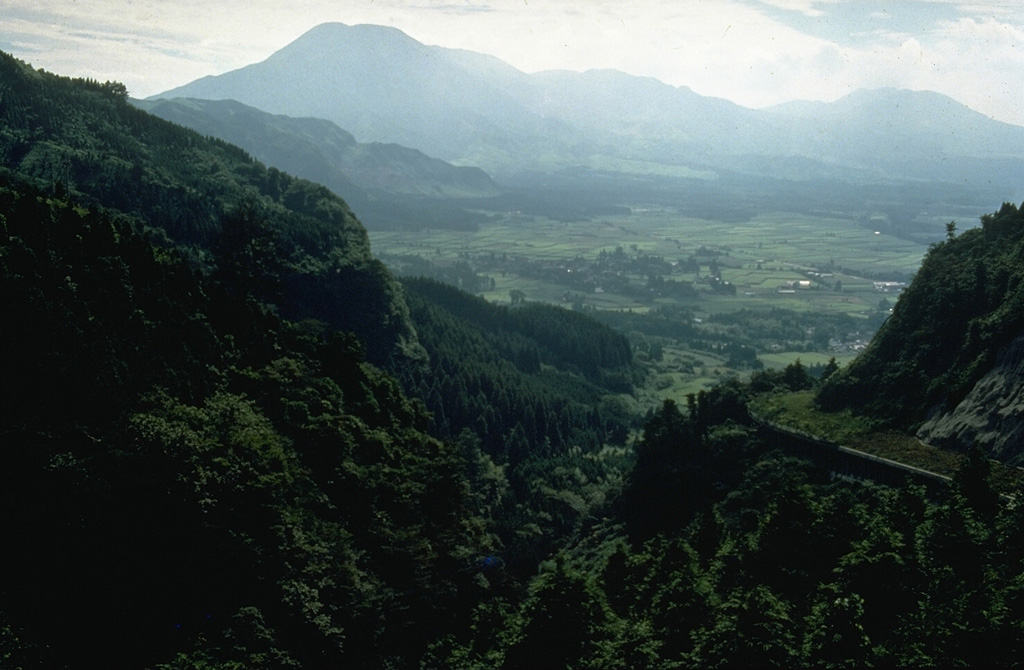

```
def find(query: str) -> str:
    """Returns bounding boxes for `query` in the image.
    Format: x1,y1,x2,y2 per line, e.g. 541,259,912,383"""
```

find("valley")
371,206,926,402
4,14,1024,666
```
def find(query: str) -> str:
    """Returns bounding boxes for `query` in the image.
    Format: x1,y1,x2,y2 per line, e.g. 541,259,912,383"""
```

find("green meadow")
372,209,922,299
371,208,927,405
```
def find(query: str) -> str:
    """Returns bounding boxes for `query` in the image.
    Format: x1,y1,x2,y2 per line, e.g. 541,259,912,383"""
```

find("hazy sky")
3,0,1023,125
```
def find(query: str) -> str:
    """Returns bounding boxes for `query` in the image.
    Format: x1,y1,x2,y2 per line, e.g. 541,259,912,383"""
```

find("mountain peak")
151,24,1024,186
834,87,985,118
286,22,425,53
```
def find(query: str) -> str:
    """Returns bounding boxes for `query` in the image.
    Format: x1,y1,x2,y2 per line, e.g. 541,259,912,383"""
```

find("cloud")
414,1,495,13
753,0,829,17
1,0,1021,126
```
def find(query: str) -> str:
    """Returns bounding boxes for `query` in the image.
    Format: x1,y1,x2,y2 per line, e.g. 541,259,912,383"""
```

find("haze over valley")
150,22,1024,240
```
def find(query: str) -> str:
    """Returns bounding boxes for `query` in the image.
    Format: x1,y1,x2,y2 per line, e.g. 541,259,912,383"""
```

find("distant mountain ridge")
156,23,573,175
154,22,1024,190
134,97,499,199
133,96,500,229
0,49,419,362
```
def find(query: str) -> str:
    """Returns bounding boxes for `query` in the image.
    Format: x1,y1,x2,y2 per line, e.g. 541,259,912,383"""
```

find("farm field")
371,208,922,309
370,208,928,404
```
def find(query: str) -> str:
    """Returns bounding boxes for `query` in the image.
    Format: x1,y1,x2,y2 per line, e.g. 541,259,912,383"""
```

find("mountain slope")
0,166,487,667
134,97,501,199
762,88,1024,184
156,22,587,175
134,96,501,230
0,52,486,659
915,332,1024,460
818,200,1024,461
0,50,417,362
154,22,1024,189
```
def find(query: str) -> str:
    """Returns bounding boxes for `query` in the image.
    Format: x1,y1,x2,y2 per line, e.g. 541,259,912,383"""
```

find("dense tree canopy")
0,173,487,666
4,49,1024,669
818,201,1024,433
0,50,416,363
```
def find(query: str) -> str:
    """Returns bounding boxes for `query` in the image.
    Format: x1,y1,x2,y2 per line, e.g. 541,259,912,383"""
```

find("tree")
692,585,797,668
820,357,840,383
802,591,872,669
782,358,814,391
952,442,1000,521
623,400,710,537
502,559,612,669
212,202,285,302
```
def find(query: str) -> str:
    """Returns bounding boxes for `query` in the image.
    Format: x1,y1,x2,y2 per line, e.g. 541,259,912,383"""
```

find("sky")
2,0,1023,126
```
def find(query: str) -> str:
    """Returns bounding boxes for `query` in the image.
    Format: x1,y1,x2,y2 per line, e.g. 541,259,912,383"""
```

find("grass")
749,391,875,445
372,208,928,411
370,208,925,317
758,351,859,370
749,391,1024,495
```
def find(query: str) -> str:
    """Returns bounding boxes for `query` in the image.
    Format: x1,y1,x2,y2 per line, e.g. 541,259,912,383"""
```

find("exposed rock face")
917,332,1024,463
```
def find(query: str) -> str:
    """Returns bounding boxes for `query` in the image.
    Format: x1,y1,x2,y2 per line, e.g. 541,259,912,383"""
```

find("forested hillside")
0,171,487,667
6,50,1024,669
133,97,500,231
432,374,1024,668
818,201,1024,460
0,51,415,363
397,278,641,574
0,52,639,666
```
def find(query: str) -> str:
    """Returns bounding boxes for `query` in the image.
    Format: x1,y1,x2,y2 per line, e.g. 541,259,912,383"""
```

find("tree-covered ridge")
397,277,639,573
403,278,634,385
0,50,416,362
0,173,489,667
427,372,1024,669
0,54,645,666
818,201,1024,437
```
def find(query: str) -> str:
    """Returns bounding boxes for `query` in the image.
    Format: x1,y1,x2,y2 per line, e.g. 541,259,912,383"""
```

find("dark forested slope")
396,277,640,574
818,201,1024,460
0,52,642,667
0,51,476,667
133,97,501,231
0,172,486,667
0,51,416,363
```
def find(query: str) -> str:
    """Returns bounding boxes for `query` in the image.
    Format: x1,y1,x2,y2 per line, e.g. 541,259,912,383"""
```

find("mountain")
762,88,1024,185
154,22,1024,191
0,50,642,667
136,97,499,198
818,201,1024,462
155,23,587,177
0,49,430,364
133,96,500,229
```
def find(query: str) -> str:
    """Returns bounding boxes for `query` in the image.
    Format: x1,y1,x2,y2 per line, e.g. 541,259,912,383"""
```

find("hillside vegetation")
0,169,488,667
7,50,1024,669
134,97,500,231
0,52,638,666
819,201,1024,460
0,51,415,363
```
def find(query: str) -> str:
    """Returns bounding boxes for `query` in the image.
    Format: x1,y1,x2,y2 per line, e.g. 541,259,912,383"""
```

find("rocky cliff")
917,332,1024,462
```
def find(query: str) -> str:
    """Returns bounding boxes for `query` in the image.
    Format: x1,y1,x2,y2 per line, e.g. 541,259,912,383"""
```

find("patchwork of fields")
370,208,929,403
